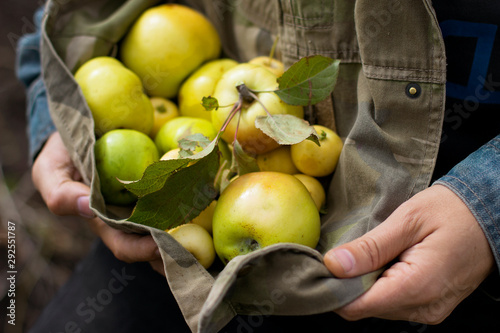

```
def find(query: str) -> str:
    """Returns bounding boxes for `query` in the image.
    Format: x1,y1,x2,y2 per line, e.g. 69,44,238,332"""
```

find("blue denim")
15,6,56,162
435,135,500,272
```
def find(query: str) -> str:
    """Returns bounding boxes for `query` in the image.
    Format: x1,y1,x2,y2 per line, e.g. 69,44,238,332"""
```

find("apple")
248,56,285,77
94,129,159,206
190,200,217,234
211,63,304,155
256,145,299,174
154,116,218,155
160,147,198,168
167,223,216,269
178,58,238,121
160,148,182,161
74,56,154,136
293,174,326,211
290,125,343,177
150,97,179,139
119,4,221,98
212,171,321,264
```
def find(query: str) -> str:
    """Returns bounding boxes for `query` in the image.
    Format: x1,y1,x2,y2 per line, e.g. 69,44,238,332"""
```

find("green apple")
154,116,217,155
119,4,221,98
95,129,159,206
212,171,321,264
211,63,304,155
167,223,216,269
74,56,154,136
178,58,239,121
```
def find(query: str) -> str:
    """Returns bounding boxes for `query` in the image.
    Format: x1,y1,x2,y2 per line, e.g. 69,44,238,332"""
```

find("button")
406,83,421,98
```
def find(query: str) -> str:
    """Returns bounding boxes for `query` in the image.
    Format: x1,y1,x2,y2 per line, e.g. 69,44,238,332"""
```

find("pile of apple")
73,4,343,269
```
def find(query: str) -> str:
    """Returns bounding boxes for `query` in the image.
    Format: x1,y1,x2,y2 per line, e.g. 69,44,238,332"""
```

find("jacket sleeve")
434,134,500,273
15,5,56,163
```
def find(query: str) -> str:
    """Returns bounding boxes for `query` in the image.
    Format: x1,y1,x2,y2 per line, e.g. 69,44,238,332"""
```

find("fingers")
88,218,161,264
325,185,495,324
149,259,166,276
32,132,95,218
324,198,425,278
33,133,164,271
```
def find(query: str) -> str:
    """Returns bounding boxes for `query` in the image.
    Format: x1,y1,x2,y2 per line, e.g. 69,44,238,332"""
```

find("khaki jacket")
41,0,446,332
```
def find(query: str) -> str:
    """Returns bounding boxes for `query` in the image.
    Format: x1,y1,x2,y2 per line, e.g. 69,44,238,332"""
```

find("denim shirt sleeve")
434,134,500,273
15,5,56,163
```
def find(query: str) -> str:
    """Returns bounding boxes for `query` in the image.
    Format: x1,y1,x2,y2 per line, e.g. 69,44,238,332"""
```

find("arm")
434,135,500,272
324,135,499,324
16,6,164,275
16,6,55,162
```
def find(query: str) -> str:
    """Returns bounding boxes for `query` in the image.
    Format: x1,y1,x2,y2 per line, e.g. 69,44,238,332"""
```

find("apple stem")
236,84,254,104
217,95,242,135
234,107,241,143
268,35,279,65
246,89,274,118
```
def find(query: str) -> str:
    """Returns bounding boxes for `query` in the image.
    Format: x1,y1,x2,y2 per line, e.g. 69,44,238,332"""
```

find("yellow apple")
291,125,343,177
119,4,221,98
154,116,218,155
167,223,216,269
256,146,299,174
160,148,182,161
212,171,320,264
190,200,217,234
211,63,304,155
74,56,154,136
160,147,197,168
293,174,326,211
248,56,285,77
150,97,179,139
178,58,238,120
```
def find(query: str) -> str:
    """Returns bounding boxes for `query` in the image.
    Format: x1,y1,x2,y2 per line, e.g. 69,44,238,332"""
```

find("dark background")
0,1,95,332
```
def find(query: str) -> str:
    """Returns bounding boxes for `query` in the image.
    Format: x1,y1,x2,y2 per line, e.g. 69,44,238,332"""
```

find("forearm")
434,134,500,272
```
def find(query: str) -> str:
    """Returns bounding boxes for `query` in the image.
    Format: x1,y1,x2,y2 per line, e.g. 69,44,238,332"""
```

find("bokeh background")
0,1,96,332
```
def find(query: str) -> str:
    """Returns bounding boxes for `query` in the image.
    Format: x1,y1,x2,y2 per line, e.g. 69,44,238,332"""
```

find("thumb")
324,203,422,278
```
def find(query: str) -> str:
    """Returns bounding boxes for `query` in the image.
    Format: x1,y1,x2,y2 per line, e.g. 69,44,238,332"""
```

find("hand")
324,185,494,324
32,132,164,275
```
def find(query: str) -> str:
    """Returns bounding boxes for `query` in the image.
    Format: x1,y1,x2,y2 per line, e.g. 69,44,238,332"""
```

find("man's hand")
324,185,494,324
32,132,164,275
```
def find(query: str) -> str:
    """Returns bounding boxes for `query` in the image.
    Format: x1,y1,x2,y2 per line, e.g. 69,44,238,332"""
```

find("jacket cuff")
16,6,56,162
26,77,56,162
434,135,500,273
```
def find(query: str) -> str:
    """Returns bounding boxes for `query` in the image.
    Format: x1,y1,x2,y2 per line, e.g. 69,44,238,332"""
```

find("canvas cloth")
40,0,446,332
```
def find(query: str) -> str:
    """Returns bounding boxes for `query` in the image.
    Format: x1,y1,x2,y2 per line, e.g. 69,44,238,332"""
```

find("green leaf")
123,135,220,197
126,146,220,230
255,114,320,146
230,140,260,176
178,133,212,154
217,165,235,194
275,56,340,106
123,159,191,197
201,96,219,111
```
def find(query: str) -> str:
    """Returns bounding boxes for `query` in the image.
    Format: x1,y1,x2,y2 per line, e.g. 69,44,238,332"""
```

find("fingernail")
77,196,95,219
332,248,355,273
